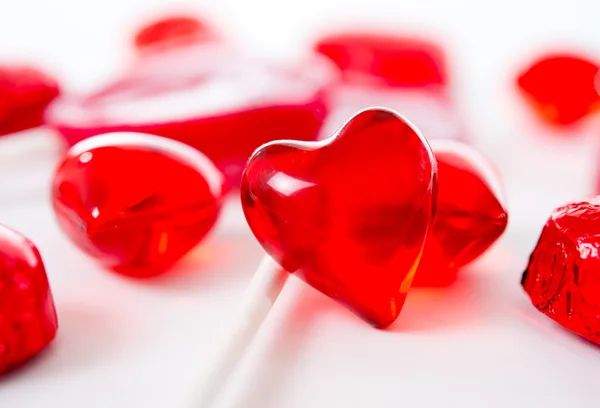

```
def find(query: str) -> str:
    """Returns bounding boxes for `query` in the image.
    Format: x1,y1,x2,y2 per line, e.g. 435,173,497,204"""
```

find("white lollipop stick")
191,254,288,407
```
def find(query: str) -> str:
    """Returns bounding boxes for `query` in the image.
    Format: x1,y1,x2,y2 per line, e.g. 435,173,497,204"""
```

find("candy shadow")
389,271,485,332
0,302,134,384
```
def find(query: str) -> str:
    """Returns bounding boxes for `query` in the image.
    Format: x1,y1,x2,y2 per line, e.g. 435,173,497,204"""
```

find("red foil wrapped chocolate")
0,225,58,375
46,46,334,186
517,54,600,126
0,65,60,136
522,198,600,343
414,140,508,286
133,14,216,54
241,108,437,327
52,132,225,277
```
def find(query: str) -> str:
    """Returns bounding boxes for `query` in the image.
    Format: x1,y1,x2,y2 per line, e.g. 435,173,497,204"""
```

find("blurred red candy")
0,225,58,375
522,198,600,343
46,46,333,186
134,14,216,53
314,32,447,89
242,108,436,326
414,141,508,286
517,54,600,126
52,132,225,277
0,65,60,136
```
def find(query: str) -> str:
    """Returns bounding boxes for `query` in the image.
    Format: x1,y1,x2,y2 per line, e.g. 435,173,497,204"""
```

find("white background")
1,0,600,407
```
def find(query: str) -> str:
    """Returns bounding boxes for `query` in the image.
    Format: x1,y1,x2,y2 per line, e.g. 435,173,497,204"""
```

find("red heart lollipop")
0,65,60,136
133,14,217,54
45,46,333,187
52,132,225,277
0,225,58,375
522,197,600,344
241,108,437,326
413,140,508,286
314,32,447,90
516,54,600,126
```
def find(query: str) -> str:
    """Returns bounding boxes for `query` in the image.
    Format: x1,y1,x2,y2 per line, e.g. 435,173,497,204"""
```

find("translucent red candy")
522,198,600,344
241,108,437,327
517,54,600,126
52,132,225,277
314,32,447,89
414,141,508,286
0,65,60,136
0,224,58,375
133,14,215,53
46,46,332,186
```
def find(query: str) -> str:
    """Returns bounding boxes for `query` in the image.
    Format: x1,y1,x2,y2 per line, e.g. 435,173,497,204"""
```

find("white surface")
0,1,600,407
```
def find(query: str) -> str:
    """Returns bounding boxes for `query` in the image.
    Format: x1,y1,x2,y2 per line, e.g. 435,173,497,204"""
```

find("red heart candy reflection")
0,65,60,136
241,108,437,327
413,140,508,286
0,225,58,375
52,132,225,277
516,54,600,126
46,46,333,187
314,32,447,90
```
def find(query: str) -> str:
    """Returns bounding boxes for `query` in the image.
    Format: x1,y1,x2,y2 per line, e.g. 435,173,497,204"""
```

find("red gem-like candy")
522,198,600,343
241,108,437,326
517,54,600,126
52,132,225,277
133,14,216,53
0,224,58,375
414,140,508,286
46,46,332,186
314,32,447,89
0,65,60,136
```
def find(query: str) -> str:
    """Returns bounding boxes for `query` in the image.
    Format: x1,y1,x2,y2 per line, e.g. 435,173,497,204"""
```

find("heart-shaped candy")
241,108,437,327
0,225,58,375
52,132,225,277
413,140,508,286
516,54,600,126
46,46,334,186
0,65,60,136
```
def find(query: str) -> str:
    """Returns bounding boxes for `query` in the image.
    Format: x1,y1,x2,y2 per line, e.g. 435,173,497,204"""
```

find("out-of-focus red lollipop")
516,54,600,126
315,32,447,89
242,108,437,326
0,65,60,136
414,140,508,286
133,14,216,54
0,224,58,375
51,132,225,277
522,197,600,344
46,46,333,187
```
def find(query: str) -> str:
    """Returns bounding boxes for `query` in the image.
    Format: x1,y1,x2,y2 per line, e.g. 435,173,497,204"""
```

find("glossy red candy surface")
46,46,332,186
414,140,508,286
241,108,437,327
517,54,600,126
134,14,215,53
0,65,60,136
52,132,225,277
522,198,600,343
0,225,58,375
315,32,447,89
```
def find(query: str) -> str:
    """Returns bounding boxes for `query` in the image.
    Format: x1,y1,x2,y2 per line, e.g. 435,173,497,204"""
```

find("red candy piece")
314,32,447,89
241,108,437,326
414,140,508,286
52,132,225,277
522,198,600,343
46,47,332,186
0,225,58,374
517,54,600,126
134,14,215,53
0,65,60,136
